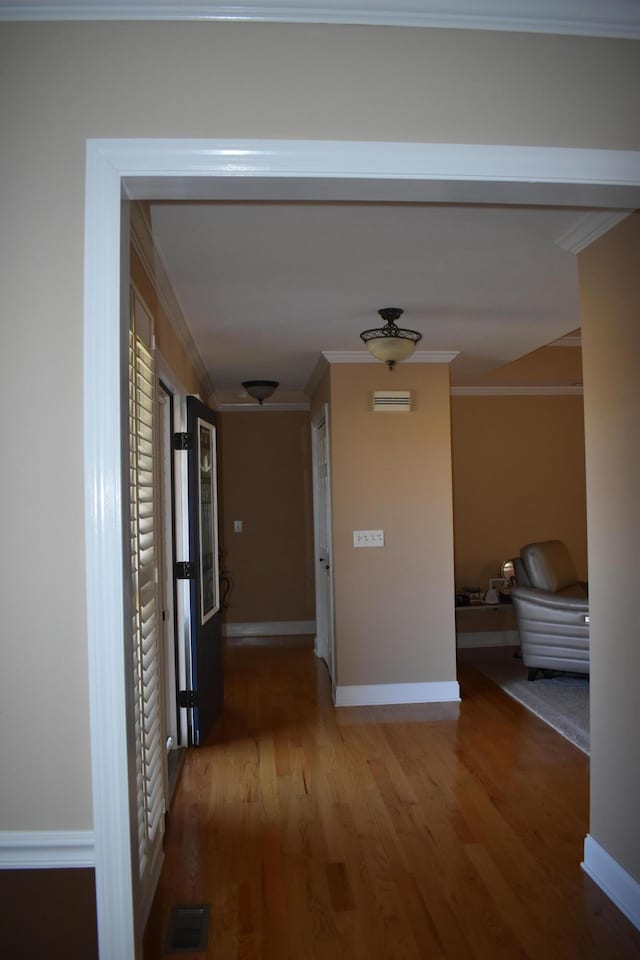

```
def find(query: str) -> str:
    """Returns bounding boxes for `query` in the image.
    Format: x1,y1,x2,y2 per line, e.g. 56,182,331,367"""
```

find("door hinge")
174,431,193,451
175,561,196,580
178,690,198,708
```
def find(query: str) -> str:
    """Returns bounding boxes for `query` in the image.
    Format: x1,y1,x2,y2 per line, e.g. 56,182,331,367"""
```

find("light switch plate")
353,529,384,548
233,520,243,533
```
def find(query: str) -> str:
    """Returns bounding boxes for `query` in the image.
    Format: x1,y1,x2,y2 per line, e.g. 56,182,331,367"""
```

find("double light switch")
353,530,384,548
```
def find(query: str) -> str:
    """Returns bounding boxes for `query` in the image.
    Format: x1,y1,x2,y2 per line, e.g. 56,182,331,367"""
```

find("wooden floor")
145,641,640,959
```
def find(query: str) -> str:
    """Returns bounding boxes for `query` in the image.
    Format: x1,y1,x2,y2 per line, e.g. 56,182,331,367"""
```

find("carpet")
460,645,590,754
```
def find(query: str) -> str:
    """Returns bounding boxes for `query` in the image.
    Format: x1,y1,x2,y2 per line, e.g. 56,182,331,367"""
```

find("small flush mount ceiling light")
359,308,423,370
241,380,279,405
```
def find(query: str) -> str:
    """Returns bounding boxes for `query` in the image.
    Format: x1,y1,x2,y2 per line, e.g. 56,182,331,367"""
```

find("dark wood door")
185,395,223,744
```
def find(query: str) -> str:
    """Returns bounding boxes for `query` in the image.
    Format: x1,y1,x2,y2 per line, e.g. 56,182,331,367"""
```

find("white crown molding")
582,835,640,931
451,385,583,396
555,210,633,255
0,830,95,869
216,401,310,411
323,349,459,365
551,335,582,347
335,680,460,707
2,0,640,37
130,202,214,399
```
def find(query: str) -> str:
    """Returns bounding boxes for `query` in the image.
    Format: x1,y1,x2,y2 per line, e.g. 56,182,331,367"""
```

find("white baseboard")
456,631,519,649
335,680,460,707
223,620,316,638
582,834,640,931
0,830,95,869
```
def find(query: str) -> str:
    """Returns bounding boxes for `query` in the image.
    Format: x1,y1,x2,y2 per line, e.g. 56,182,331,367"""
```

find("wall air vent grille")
372,390,411,412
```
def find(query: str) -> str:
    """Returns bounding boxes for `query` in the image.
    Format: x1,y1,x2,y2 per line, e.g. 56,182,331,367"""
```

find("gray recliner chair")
510,540,589,680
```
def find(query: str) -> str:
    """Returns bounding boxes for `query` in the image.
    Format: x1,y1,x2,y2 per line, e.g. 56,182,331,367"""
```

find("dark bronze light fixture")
360,307,422,370
241,380,279,405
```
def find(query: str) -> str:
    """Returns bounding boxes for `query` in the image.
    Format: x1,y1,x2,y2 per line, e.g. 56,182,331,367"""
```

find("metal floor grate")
165,904,210,953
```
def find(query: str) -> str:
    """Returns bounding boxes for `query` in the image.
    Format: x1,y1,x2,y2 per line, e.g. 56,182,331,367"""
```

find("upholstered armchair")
510,540,589,679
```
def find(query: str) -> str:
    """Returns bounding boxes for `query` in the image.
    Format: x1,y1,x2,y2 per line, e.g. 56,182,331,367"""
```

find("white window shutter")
129,292,165,922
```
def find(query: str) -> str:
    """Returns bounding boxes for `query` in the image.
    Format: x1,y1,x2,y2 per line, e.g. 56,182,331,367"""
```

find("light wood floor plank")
145,644,640,959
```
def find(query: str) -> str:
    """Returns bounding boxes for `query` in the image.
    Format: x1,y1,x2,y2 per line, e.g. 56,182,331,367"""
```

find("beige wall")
451,395,587,588
329,364,457,686
309,364,331,421
475,344,583,386
131,246,209,397
579,212,640,884
0,20,639,835
218,411,315,624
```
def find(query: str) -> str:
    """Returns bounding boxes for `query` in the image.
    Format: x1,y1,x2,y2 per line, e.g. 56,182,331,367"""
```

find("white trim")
311,402,336,694
456,631,519,649
216,402,310,411
195,416,220,624
555,210,633,254
552,335,582,347
0,831,95,869
2,1,640,38
84,138,640,960
85,143,141,958
582,835,640,931
451,385,583,396
158,388,179,760
113,141,640,209
323,349,459,365
223,619,316,637
172,393,193,750
335,680,460,707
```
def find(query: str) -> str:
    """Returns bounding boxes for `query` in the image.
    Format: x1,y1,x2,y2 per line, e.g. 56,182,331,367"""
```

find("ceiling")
148,200,596,404
5,3,636,406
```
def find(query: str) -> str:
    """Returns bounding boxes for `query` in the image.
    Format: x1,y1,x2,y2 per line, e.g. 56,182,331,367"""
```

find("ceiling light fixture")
241,380,279,405
359,307,423,370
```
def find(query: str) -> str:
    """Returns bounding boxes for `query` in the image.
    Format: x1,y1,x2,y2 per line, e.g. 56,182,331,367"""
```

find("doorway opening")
84,138,640,958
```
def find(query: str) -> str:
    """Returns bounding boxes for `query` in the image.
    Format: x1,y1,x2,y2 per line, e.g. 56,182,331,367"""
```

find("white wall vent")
372,390,411,412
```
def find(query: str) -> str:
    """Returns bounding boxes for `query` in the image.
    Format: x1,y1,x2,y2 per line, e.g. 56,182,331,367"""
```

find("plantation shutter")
129,292,165,918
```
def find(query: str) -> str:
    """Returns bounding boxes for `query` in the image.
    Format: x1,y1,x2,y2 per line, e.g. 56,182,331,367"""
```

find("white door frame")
311,403,336,692
84,138,640,957
156,354,192,749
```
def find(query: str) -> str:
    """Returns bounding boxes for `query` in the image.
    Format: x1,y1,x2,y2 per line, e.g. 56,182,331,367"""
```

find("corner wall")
579,212,640,890
329,363,457,690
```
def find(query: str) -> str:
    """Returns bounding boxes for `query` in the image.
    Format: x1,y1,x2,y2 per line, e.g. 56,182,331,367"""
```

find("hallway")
145,641,640,959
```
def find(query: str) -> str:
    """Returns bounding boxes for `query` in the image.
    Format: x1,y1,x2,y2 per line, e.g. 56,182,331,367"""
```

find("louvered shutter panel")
129,294,165,918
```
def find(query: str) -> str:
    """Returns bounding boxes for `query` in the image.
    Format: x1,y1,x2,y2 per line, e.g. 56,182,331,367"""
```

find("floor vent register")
165,904,210,953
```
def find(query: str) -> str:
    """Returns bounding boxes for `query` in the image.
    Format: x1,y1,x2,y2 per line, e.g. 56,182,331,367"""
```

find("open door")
312,404,336,690
178,395,223,745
